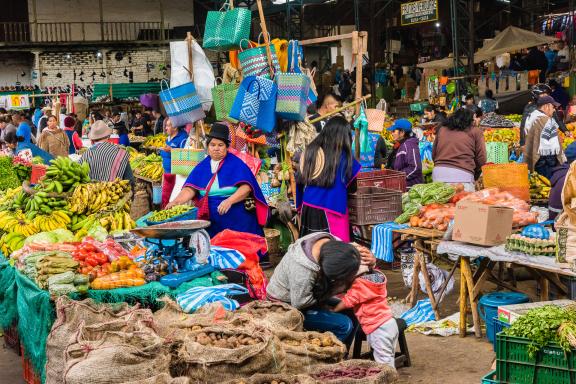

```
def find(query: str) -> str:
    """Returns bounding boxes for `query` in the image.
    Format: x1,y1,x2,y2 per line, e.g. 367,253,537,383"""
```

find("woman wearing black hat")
166,123,269,237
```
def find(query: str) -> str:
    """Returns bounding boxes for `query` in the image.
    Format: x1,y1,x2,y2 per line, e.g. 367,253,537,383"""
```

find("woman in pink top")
333,270,398,368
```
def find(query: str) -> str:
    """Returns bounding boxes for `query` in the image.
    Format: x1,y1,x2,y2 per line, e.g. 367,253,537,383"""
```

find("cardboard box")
498,300,575,325
452,201,513,246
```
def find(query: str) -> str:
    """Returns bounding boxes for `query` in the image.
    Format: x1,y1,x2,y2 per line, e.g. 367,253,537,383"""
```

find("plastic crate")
482,370,499,384
496,333,576,384
356,168,407,192
488,317,510,351
145,207,198,225
21,347,41,384
2,322,20,353
348,187,402,226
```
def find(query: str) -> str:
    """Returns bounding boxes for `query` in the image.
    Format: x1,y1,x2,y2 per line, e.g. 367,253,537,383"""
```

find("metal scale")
130,220,214,288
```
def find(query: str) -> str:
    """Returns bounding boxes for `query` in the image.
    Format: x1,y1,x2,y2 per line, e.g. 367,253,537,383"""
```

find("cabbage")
24,231,58,245
87,224,108,242
50,229,75,242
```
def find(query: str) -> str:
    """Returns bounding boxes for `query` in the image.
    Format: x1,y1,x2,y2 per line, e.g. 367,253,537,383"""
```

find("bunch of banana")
0,232,26,255
0,210,40,237
529,172,551,200
33,211,72,232
70,179,131,215
143,134,167,148
130,153,146,170
0,186,22,209
135,162,163,181
149,205,193,223
40,157,91,193
98,211,136,233
24,191,70,215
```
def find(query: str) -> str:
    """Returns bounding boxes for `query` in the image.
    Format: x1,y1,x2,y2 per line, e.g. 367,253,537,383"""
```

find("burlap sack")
173,325,286,382
224,373,316,384
562,161,576,225
45,297,154,384
555,212,576,263
309,360,399,384
239,301,304,332
153,298,240,338
63,319,171,384
275,329,345,373
125,373,190,384
131,189,151,220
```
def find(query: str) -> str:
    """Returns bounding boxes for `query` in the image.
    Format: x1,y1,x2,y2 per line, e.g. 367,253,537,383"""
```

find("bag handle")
160,79,170,92
214,77,223,86
288,40,298,73
247,77,263,100
239,39,255,52
220,0,234,11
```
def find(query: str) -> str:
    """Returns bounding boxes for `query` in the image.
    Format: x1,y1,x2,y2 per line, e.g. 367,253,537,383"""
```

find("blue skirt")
207,195,263,238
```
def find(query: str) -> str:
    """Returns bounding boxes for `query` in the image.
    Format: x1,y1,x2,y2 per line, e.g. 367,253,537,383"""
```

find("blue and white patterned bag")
160,80,205,127
176,283,248,313
229,76,277,133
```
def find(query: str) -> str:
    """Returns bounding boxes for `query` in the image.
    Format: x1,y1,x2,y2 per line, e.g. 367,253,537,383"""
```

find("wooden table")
392,227,446,320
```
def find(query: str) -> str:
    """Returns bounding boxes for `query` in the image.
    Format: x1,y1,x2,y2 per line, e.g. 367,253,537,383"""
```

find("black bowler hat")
206,122,230,144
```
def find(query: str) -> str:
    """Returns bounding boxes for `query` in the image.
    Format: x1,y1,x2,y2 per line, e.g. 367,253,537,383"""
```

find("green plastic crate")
496,333,576,384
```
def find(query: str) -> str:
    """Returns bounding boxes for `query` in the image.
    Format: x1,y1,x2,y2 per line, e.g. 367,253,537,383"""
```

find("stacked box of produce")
133,153,163,182
480,113,515,128
484,127,520,149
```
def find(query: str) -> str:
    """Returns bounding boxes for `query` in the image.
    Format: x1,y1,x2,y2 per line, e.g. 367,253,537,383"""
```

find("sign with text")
0,95,30,110
401,0,438,26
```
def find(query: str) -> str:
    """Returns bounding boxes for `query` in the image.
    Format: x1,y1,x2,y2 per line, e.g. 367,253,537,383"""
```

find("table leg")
462,257,482,338
540,277,550,301
459,257,468,338
409,252,421,307
419,254,440,320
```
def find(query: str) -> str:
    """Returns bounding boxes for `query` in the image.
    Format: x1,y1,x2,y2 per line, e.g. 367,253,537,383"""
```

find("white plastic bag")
170,40,215,112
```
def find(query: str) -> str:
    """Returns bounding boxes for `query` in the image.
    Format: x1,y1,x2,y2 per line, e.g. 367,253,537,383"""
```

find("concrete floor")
0,267,501,383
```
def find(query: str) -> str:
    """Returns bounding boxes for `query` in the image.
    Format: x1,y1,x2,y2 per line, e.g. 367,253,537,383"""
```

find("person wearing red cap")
63,116,83,154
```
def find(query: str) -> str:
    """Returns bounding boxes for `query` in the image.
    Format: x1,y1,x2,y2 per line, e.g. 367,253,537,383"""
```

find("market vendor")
4,131,53,164
160,118,189,207
166,123,268,237
296,116,361,242
80,121,135,188
112,111,130,147
37,115,70,158
549,142,576,220
524,95,564,179
432,107,486,191
267,233,377,343
423,105,447,127
386,119,423,187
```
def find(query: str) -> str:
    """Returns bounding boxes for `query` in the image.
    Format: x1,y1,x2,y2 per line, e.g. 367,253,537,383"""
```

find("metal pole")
468,0,475,76
354,0,360,31
286,1,291,40
450,0,460,102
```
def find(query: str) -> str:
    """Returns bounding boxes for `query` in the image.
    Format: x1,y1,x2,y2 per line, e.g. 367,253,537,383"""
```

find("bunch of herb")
504,305,576,357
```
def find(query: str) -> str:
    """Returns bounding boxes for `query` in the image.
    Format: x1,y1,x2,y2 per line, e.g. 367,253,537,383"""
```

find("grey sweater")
267,233,332,309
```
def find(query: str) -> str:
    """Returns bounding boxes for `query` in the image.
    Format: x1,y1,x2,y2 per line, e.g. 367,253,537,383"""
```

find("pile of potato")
190,332,259,348
282,334,334,348
251,305,287,317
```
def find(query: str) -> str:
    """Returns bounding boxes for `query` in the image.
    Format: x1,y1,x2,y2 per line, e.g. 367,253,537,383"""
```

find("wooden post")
461,257,482,338
186,32,201,149
255,0,275,79
459,257,467,338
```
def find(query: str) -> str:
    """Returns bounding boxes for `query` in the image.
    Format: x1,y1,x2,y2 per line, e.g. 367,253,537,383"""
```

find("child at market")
332,268,398,368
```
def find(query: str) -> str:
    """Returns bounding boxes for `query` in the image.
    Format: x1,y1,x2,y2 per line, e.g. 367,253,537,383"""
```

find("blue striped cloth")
176,283,248,313
401,299,436,326
371,222,409,262
209,246,246,270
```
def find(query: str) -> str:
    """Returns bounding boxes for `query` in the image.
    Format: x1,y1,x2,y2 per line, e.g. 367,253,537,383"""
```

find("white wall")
29,0,194,26
0,54,33,86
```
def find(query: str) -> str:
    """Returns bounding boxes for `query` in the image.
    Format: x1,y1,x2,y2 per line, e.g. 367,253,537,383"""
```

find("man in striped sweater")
80,120,135,190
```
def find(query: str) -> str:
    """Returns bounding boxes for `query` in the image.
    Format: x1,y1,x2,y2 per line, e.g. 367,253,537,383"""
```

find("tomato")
94,252,108,265
85,255,99,267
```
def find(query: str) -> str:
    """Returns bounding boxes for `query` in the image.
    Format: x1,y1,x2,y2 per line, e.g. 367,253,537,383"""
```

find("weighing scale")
130,220,213,288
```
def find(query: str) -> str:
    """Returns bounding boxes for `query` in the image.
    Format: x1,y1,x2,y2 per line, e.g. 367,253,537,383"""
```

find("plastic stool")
351,318,411,368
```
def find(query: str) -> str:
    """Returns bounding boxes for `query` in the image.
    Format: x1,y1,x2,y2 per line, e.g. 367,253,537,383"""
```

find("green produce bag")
202,2,252,51
212,81,239,122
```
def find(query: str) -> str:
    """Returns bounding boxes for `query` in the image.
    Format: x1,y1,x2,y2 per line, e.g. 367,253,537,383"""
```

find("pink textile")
161,173,177,208
326,210,351,242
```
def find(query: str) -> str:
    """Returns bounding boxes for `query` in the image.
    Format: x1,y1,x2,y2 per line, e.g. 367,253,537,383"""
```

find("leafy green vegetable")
0,156,21,191
504,305,576,357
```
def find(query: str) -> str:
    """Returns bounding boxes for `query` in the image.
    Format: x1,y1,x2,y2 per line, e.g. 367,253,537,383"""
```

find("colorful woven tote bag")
159,80,205,127
229,76,277,133
171,148,207,176
202,2,252,51
275,73,310,121
238,35,281,79
212,80,239,122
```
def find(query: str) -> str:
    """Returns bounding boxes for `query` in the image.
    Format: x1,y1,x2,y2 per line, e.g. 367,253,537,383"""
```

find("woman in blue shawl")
166,123,268,237
4,131,53,164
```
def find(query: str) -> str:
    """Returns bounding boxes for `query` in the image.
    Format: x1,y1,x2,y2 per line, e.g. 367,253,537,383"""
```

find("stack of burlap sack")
557,162,576,264
45,296,398,384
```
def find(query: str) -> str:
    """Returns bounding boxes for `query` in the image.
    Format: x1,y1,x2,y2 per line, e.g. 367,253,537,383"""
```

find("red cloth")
64,127,83,150
161,173,177,208
341,271,393,335
211,229,268,300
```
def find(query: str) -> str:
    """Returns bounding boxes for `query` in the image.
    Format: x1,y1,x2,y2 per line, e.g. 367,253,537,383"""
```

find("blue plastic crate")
489,317,510,351
145,207,198,225
482,370,499,384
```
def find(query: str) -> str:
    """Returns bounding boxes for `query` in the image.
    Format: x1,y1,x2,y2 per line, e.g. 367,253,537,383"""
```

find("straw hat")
89,120,113,140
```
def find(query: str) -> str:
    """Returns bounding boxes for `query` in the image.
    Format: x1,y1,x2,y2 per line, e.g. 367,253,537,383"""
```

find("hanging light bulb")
79,70,85,76
123,68,128,77
91,71,96,77
100,71,106,78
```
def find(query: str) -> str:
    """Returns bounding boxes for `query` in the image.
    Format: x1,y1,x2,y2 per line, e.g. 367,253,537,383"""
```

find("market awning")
92,82,161,100
417,56,468,69
475,26,558,59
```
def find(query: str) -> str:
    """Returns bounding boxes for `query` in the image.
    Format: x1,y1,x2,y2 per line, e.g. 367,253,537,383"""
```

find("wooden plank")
409,251,421,308
393,227,446,238
419,252,440,320
472,260,496,300
461,257,482,338
459,257,467,338
299,32,355,46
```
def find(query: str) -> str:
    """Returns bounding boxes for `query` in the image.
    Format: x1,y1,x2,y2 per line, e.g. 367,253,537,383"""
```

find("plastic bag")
521,220,553,240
